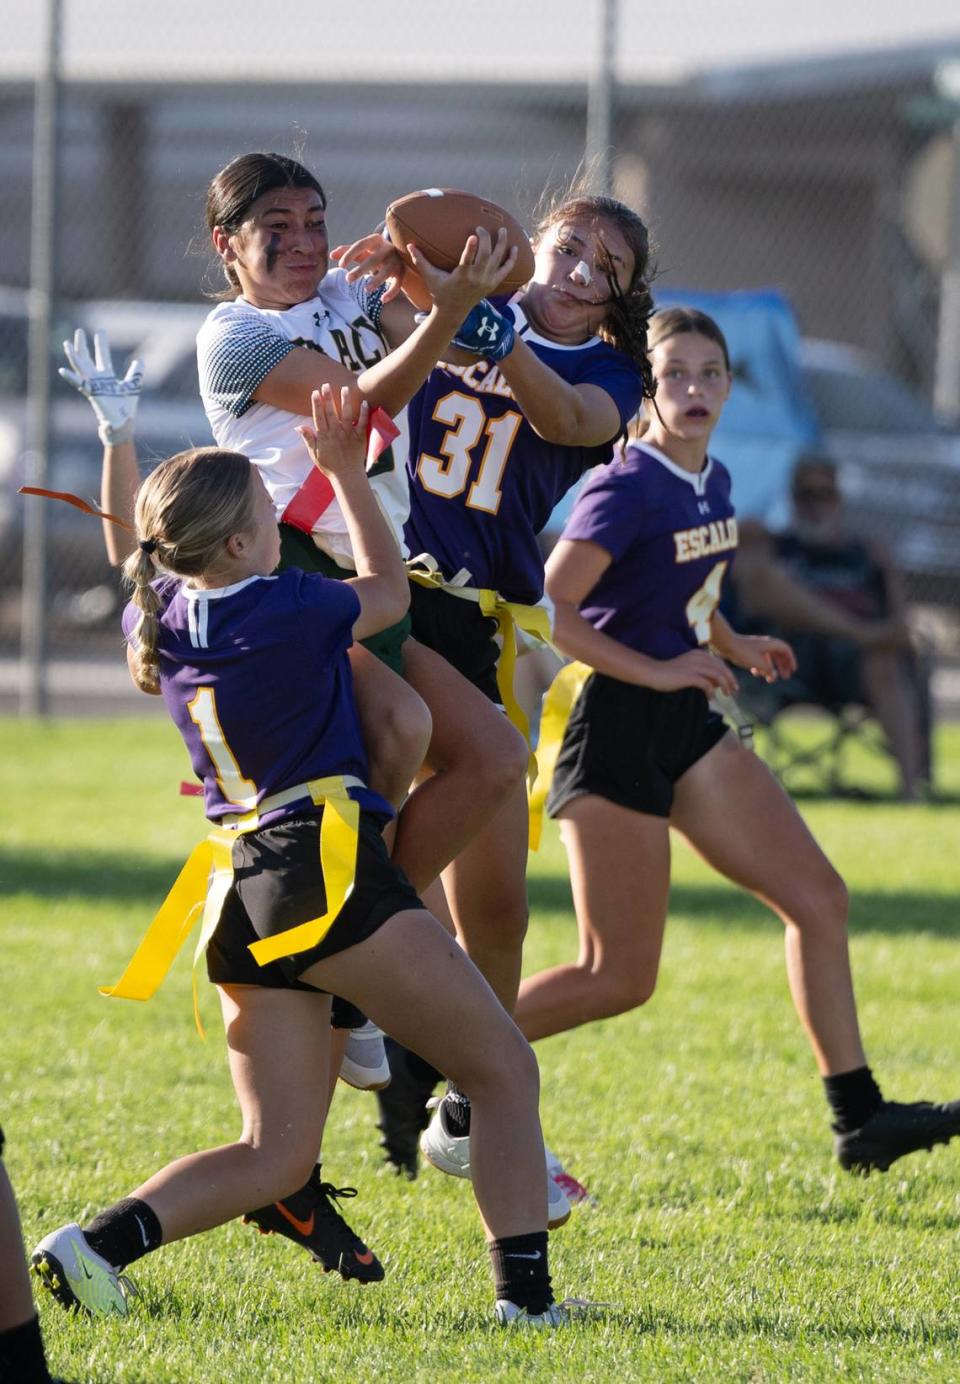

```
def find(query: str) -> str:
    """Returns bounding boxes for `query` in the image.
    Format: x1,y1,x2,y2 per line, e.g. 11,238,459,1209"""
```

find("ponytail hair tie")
139,537,158,555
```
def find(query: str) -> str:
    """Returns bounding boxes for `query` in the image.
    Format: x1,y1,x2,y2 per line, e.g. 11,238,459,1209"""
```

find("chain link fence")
2,1,960,687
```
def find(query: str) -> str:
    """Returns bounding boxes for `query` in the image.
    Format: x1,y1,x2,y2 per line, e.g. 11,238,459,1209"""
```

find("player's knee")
487,719,529,793
242,1138,318,1201
368,691,432,796
487,1026,540,1103
591,961,658,1018
455,712,528,795
457,1018,539,1103
385,688,433,768
465,899,529,952
814,866,849,929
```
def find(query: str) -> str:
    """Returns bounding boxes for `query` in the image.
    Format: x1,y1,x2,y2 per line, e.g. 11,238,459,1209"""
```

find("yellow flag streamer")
476,589,554,755
527,661,593,850
248,790,359,965
406,562,555,755
99,777,360,1035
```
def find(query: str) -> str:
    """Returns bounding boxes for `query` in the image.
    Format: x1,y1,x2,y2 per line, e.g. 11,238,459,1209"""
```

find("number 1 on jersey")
187,687,258,809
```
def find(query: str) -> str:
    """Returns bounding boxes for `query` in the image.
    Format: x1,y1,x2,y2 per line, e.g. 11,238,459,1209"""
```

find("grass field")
3,717,960,1383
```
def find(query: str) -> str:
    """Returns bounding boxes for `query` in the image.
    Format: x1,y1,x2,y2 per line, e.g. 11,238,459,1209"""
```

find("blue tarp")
652,287,821,522
544,286,822,536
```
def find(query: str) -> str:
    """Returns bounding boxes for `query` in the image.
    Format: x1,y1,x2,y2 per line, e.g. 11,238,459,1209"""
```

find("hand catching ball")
385,188,535,295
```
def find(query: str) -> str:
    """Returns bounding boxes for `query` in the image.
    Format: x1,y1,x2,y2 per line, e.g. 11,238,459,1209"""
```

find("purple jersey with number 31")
121,568,392,825
404,302,643,603
561,442,738,658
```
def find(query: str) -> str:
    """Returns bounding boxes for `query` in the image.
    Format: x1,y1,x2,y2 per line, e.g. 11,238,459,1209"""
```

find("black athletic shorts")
206,810,425,991
547,673,728,819
279,524,411,675
408,579,501,703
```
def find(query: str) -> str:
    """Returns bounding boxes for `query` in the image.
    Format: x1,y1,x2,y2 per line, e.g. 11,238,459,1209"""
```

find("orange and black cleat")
243,1165,384,1283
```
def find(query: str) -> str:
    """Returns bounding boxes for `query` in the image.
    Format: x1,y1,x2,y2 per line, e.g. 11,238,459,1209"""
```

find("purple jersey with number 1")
561,441,738,658
121,568,392,826
404,301,643,604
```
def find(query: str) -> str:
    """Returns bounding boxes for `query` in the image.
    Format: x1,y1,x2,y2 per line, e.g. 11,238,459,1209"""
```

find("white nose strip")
572,259,592,286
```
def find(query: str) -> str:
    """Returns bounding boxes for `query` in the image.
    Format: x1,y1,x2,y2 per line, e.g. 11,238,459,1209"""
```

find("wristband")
451,300,516,362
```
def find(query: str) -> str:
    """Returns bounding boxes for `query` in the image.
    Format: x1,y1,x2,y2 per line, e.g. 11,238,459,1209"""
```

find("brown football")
385,188,535,295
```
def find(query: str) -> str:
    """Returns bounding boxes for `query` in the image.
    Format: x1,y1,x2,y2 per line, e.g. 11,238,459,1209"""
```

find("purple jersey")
404,303,643,604
562,442,738,658
121,568,392,825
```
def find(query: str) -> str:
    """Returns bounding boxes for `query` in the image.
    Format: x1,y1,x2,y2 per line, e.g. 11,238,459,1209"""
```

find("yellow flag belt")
407,558,555,751
100,775,361,1033
527,661,593,850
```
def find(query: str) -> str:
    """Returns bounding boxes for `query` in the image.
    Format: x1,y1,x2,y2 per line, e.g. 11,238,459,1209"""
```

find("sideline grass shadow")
4,845,957,941
0,844,186,905
527,873,959,939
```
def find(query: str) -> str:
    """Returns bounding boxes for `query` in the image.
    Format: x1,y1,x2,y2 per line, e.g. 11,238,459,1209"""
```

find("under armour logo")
697,501,711,515
476,315,500,342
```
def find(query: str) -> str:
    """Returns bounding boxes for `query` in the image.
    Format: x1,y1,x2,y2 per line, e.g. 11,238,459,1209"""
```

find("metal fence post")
585,0,617,196
934,114,960,424
19,0,62,716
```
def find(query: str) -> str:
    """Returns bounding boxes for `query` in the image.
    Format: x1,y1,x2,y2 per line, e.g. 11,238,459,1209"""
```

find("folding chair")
732,645,934,799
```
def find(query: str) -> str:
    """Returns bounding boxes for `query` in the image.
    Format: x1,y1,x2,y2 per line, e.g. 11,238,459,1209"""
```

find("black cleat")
243,1165,384,1283
835,1099,960,1173
375,1037,438,1179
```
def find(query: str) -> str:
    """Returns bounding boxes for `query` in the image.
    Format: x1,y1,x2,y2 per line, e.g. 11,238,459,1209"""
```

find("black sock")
0,1315,52,1384
443,1083,471,1137
489,1231,552,1314
406,1051,443,1087
823,1065,884,1132
84,1196,163,1269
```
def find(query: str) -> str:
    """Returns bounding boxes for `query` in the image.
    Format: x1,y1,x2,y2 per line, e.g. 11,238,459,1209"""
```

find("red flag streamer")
281,406,400,535
18,486,134,531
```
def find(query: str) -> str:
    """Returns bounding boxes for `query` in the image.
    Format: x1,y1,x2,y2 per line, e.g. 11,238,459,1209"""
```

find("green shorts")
279,524,411,675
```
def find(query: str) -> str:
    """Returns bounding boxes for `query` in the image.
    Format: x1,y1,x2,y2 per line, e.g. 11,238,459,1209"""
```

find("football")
385,188,535,294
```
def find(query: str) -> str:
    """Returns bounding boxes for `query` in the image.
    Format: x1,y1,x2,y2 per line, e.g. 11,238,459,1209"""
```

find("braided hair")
122,448,254,692
533,188,658,408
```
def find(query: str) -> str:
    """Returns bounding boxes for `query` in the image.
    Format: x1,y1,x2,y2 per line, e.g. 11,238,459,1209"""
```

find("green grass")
3,718,960,1382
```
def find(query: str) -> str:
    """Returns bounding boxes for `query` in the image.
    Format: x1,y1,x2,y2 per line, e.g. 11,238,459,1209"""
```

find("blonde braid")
121,545,164,693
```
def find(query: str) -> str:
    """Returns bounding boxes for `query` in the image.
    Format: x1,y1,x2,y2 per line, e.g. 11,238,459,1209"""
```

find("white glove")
59,329,144,445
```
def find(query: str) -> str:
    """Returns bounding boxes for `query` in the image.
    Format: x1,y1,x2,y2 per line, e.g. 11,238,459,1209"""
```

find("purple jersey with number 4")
561,442,738,658
121,568,392,825
404,301,643,604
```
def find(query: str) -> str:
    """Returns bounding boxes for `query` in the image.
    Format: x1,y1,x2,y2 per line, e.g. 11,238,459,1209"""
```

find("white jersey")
197,269,410,568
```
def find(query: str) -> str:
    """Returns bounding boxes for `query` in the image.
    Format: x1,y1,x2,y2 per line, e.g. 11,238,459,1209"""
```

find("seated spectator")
730,453,929,801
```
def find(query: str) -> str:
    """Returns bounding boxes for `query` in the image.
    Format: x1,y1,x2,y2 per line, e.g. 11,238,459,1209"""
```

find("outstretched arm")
255,230,518,420
334,230,622,445
497,342,624,447
298,386,409,640
60,329,142,565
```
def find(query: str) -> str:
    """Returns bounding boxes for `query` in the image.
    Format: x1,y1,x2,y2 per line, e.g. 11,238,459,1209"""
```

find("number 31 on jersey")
416,391,522,516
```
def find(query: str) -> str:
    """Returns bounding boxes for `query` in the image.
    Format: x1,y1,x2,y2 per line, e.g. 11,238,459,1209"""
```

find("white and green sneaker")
496,1296,612,1327
32,1223,133,1318
495,1298,569,1327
